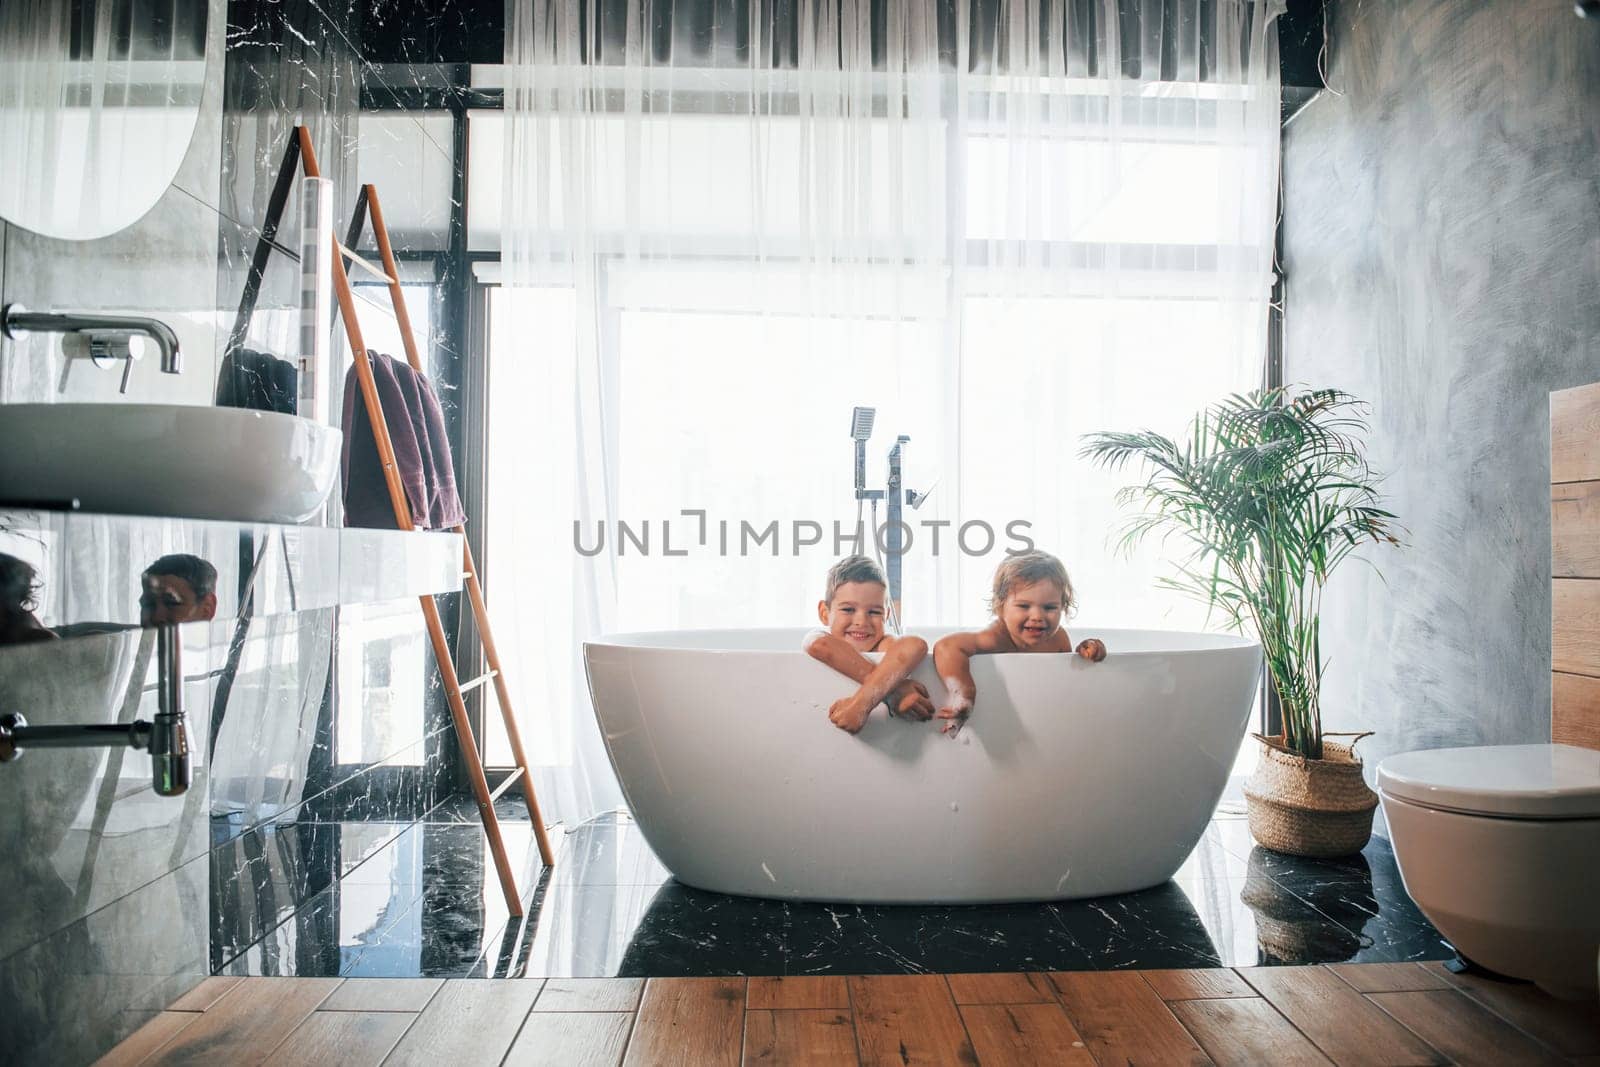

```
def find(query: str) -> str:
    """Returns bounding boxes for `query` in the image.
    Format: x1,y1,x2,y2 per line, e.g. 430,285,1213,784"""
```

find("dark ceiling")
359,0,1326,89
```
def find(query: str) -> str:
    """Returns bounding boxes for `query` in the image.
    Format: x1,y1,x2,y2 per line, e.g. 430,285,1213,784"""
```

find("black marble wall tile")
362,0,502,66
217,0,365,378
208,630,457,973
221,0,364,228
211,597,455,815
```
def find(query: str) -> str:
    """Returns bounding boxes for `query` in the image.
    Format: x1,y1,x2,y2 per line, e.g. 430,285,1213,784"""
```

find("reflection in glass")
336,602,426,767
0,552,57,644
139,553,218,627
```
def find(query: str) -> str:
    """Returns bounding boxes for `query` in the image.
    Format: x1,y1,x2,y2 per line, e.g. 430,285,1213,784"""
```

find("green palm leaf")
1080,387,1405,760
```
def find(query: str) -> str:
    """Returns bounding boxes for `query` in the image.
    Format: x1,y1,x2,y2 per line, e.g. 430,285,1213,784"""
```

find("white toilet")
1377,742,1600,999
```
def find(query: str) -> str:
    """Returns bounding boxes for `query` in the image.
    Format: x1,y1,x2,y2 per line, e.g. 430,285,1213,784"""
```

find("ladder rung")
488,765,526,804
457,669,498,695
337,241,397,285
460,570,475,581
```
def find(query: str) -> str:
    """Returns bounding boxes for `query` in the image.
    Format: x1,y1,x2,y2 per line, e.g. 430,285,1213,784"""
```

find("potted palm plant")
1081,387,1404,857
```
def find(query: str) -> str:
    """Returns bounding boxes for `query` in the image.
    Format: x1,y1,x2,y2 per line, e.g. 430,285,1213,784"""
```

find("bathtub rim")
584,624,1259,657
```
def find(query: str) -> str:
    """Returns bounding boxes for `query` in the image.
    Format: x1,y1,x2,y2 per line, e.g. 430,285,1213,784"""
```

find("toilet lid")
1377,744,1600,818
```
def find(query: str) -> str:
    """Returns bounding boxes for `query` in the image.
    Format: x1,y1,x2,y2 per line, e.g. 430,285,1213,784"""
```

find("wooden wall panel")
1553,580,1600,679
1552,383,1600,484
1552,383,1600,749
1553,672,1600,750
1552,481,1600,578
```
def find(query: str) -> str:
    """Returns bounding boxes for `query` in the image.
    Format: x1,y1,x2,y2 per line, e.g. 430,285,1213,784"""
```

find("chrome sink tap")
2,304,182,393
0,626,192,797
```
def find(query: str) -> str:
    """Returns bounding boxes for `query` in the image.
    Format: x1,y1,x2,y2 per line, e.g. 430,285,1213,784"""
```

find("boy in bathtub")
804,555,935,734
932,550,1107,736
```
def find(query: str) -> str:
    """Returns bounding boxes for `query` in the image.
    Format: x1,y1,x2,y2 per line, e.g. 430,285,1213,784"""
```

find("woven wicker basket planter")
1243,733,1379,858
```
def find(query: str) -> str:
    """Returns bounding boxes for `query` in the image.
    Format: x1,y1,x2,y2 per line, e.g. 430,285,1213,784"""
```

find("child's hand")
937,687,971,736
886,680,935,721
1075,638,1107,662
828,697,872,735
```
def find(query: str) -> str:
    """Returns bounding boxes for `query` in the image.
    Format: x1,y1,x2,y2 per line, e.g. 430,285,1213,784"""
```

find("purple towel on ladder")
341,350,466,530
396,356,467,529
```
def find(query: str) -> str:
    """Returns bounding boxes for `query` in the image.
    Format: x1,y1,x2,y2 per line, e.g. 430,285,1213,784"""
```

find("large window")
467,59,1275,787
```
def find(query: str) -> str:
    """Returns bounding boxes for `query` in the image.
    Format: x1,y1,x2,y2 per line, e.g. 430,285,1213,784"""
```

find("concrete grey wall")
1281,0,1600,785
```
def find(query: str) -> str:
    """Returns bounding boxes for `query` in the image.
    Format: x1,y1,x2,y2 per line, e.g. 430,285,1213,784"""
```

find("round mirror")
0,0,209,241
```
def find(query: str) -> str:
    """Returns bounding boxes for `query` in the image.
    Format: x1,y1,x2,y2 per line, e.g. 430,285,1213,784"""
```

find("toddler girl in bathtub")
803,555,935,735
932,550,1107,736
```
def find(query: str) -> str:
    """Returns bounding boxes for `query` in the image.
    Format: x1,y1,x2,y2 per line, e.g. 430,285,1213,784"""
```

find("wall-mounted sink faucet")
0,627,191,796
1,304,182,393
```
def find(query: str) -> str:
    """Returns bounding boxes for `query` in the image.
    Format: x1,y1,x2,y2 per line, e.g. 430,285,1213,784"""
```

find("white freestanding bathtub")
583,627,1260,904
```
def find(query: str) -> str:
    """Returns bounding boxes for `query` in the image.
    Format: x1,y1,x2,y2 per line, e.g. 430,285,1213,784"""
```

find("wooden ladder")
295,127,554,915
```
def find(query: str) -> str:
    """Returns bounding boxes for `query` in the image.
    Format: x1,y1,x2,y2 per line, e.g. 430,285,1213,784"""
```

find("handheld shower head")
851,407,877,494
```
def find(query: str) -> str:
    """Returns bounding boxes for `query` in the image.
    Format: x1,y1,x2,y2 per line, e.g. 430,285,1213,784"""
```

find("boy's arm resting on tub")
803,630,874,683
859,635,934,721
827,635,934,734
806,631,935,722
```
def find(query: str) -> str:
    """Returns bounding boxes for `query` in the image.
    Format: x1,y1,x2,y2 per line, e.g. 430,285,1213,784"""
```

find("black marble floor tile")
213,805,1454,979
220,885,342,977
1050,883,1227,971
424,792,537,824
485,881,662,978
1231,872,1379,966
546,821,673,888
1339,910,1454,965
340,882,513,978
613,884,790,977
222,876,520,979
786,898,1097,975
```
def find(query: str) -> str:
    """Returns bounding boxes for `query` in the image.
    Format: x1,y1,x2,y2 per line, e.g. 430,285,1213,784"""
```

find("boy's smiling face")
818,580,888,652
999,578,1064,649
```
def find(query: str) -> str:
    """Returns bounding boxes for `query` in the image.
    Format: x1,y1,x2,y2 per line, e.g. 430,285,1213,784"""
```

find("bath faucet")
0,627,192,796
849,407,925,622
2,304,182,393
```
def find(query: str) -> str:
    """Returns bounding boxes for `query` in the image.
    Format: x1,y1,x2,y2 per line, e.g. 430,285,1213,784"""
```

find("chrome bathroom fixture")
0,627,191,796
848,406,928,621
1,304,182,393
850,405,877,493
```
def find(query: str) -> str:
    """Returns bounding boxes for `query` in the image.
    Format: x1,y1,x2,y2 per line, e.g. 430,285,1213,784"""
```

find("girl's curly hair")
989,550,1074,617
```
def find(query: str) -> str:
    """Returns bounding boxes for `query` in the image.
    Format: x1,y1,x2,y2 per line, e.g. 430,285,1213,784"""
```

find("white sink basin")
0,404,342,523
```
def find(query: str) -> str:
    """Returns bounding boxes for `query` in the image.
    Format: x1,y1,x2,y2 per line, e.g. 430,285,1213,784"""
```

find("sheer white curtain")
498,0,1284,828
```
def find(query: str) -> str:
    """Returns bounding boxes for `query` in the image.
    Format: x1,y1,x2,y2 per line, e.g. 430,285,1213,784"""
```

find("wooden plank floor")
96,965,1598,1066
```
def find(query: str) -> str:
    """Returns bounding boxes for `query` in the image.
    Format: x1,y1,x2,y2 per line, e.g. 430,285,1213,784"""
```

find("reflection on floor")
215,794,1453,979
